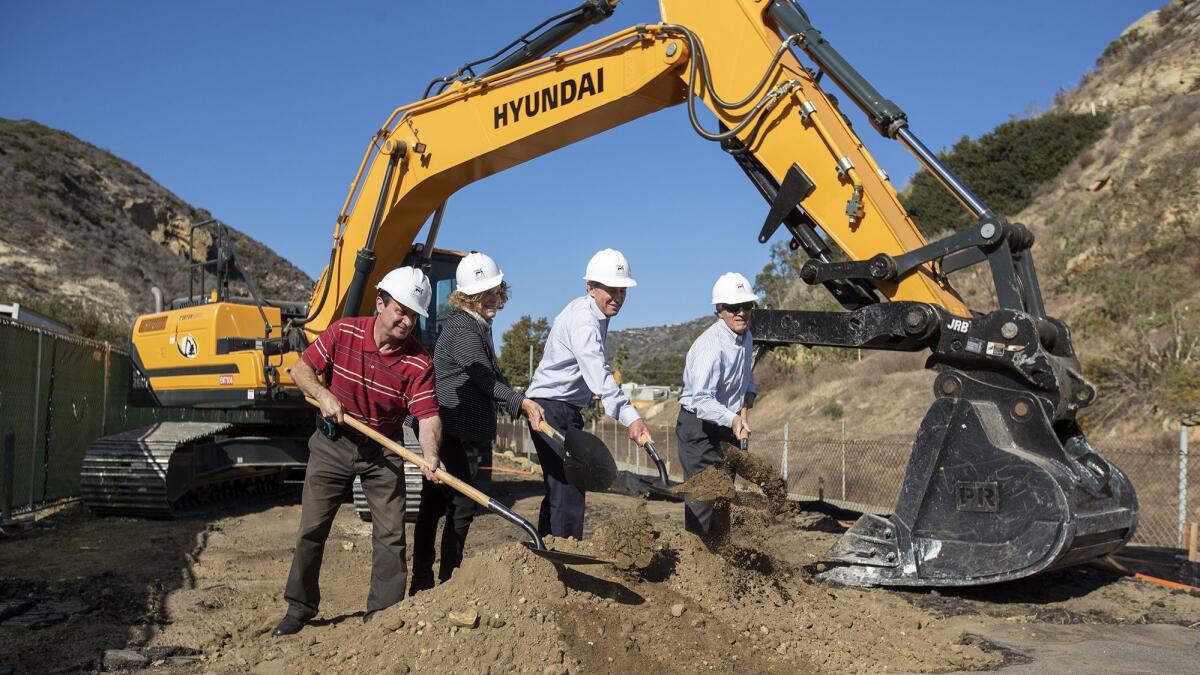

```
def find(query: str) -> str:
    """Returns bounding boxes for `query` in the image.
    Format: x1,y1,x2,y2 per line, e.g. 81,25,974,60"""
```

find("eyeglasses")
719,302,754,314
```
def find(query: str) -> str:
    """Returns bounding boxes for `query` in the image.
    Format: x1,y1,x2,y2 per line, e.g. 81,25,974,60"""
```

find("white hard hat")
711,272,759,305
455,252,504,295
583,248,637,288
376,266,431,317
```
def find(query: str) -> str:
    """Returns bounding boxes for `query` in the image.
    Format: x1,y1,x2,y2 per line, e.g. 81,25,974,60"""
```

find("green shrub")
900,112,1110,232
821,400,844,420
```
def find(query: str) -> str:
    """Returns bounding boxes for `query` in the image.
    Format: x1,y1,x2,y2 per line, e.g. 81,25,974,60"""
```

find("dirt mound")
592,503,662,572
7,475,1198,673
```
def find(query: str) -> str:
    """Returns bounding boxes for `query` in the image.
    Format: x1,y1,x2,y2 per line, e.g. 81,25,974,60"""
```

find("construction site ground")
2,464,1198,674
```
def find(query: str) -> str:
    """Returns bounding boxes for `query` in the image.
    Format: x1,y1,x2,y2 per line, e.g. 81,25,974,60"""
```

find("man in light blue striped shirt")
526,248,653,538
676,272,758,536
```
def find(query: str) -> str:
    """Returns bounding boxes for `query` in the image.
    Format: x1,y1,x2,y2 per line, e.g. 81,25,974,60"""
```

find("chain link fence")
0,319,269,515
497,415,1196,548
4,313,1192,549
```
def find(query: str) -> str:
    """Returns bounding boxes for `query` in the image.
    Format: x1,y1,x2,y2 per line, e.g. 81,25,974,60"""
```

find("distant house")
621,382,671,404
0,302,73,333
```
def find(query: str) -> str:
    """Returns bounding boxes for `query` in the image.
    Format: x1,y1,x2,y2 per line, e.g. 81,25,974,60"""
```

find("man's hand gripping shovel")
307,397,608,566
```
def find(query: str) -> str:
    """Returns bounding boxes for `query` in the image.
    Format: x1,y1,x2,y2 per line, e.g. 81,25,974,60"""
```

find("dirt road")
1,470,1197,673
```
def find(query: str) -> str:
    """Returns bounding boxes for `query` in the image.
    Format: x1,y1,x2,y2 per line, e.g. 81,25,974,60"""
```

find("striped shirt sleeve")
684,334,737,427
301,320,339,376
567,319,640,427
406,357,439,420
452,321,525,416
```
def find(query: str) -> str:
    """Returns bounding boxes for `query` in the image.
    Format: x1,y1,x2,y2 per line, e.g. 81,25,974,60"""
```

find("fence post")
1181,424,1189,548
101,343,112,436
841,419,847,500
664,426,671,478
2,429,14,525
782,422,789,483
30,333,43,511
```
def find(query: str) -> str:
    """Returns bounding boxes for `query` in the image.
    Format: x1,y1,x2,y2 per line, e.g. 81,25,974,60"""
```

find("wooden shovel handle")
735,406,750,441
537,420,566,444
305,397,490,510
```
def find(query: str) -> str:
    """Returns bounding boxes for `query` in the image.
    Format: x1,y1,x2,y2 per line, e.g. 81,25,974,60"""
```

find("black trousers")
284,430,407,620
410,434,491,593
676,408,736,535
528,398,586,539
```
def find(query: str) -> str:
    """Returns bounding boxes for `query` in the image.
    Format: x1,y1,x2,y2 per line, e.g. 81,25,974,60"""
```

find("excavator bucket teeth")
819,392,1138,587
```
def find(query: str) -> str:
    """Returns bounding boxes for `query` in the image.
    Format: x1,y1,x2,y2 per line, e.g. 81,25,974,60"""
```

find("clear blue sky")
0,1,1161,338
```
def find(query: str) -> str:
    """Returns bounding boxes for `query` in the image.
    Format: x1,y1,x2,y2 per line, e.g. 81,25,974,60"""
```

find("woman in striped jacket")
409,252,544,594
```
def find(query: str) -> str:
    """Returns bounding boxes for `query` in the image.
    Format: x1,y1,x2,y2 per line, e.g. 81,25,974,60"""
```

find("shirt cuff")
617,405,641,427
503,390,525,417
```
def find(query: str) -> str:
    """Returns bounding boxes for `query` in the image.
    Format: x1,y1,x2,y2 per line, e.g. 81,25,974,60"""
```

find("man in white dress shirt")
676,272,758,536
525,248,653,539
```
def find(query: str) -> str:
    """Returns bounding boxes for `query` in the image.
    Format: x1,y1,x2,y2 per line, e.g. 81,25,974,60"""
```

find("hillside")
0,119,312,339
605,315,711,385
638,1,1199,440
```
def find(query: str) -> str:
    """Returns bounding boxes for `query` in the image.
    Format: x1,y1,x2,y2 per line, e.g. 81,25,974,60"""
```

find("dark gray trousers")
529,398,586,539
410,434,491,593
676,408,735,535
284,430,408,619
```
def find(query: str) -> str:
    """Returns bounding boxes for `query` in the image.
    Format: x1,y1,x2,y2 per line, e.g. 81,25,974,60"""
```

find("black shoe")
362,611,376,625
272,615,305,637
408,576,435,597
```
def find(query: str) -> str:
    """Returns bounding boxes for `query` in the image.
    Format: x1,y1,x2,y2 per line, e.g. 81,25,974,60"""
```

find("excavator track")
81,422,233,518
353,436,425,522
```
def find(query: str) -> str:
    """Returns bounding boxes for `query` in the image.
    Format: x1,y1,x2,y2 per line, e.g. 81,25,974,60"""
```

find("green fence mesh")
0,319,275,512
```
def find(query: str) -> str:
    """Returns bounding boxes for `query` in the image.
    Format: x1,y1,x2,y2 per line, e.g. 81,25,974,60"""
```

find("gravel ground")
1,463,1197,674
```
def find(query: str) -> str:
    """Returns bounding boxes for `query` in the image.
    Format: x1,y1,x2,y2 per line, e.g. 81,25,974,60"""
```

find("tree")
498,315,550,389
610,343,630,384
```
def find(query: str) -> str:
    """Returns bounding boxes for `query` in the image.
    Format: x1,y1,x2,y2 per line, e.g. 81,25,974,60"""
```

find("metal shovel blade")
521,541,610,565
546,426,616,492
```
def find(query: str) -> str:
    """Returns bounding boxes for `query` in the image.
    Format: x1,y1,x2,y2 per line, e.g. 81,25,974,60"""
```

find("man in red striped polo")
273,266,444,637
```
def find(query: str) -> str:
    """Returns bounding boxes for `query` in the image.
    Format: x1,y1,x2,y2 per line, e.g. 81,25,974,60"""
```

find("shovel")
536,421,617,492
736,406,750,452
632,435,680,500
306,398,608,566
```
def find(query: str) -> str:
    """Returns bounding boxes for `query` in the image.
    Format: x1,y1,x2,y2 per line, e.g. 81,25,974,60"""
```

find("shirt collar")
364,316,420,362
463,308,491,328
714,318,745,346
583,295,607,323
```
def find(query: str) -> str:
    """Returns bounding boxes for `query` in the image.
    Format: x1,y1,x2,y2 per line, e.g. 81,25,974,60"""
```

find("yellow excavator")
82,0,1137,587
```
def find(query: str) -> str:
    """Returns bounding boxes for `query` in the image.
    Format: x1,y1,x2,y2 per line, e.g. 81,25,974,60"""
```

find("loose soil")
2,461,1198,674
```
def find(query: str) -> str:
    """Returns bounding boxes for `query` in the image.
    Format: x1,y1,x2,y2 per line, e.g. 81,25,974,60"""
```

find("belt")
316,415,381,447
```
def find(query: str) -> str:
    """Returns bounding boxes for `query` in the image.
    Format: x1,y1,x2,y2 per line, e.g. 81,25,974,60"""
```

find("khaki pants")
283,430,407,619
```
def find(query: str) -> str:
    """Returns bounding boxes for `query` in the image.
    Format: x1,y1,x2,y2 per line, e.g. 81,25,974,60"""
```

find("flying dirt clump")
670,463,736,501
724,447,790,514
669,446,790,515
592,502,664,573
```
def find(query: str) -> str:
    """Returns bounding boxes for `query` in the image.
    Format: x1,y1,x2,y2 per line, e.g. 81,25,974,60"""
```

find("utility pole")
528,344,533,383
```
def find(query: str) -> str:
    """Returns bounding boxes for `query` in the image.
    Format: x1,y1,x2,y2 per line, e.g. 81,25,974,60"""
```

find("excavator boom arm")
304,0,976,339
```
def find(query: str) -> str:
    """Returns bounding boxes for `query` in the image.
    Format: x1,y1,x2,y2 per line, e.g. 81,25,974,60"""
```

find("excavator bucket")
819,383,1138,587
